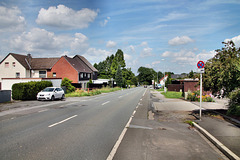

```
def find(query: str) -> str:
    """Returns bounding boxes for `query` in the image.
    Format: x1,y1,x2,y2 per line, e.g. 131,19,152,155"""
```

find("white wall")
1,78,62,90
0,55,28,83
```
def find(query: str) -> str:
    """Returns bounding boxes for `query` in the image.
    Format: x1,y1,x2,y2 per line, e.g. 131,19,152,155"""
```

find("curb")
193,122,240,160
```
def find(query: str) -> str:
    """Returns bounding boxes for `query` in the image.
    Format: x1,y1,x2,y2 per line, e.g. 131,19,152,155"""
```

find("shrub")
227,88,240,116
61,78,75,93
12,81,52,100
187,90,214,102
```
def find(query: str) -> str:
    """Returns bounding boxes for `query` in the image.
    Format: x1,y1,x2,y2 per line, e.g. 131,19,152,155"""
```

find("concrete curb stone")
193,122,240,160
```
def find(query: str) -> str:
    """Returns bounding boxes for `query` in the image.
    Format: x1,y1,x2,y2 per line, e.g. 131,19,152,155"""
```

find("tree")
203,41,240,97
115,65,123,87
61,78,75,93
137,67,155,85
188,70,194,78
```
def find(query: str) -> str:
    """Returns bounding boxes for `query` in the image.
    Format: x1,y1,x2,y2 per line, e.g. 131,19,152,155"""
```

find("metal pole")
200,73,202,120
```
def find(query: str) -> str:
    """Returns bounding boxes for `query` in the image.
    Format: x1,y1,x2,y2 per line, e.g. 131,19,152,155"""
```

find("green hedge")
227,88,240,116
12,81,52,100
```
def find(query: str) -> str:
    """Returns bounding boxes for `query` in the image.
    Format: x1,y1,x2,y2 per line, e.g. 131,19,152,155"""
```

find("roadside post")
197,61,205,120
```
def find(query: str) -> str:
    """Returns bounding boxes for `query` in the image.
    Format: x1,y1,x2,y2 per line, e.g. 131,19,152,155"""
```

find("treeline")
94,49,137,87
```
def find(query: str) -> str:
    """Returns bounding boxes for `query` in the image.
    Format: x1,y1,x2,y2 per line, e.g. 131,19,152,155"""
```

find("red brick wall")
49,57,78,83
184,81,199,92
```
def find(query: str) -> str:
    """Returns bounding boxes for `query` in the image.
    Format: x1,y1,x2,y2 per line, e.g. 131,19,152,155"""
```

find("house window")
12,62,16,67
16,72,20,78
39,71,46,78
80,73,83,78
88,73,90,78
53,72,56,77
5,62,9,68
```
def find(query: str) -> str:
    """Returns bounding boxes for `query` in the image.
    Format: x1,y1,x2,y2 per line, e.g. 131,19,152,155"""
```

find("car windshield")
42,88,55,92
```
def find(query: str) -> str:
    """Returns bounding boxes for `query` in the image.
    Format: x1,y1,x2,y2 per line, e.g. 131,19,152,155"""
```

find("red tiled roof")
64,56,92,73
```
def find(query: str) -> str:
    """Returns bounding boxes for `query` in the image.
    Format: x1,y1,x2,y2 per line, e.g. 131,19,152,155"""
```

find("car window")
43,88,54,92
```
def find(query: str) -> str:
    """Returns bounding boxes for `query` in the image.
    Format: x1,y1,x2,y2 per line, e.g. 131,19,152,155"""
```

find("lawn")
161,91,183,99
66,87,122,97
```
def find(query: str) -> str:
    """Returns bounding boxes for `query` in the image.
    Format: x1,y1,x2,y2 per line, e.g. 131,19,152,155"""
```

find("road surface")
0,87,146,160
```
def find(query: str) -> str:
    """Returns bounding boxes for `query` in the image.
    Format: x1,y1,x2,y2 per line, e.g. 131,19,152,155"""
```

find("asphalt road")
0,87,146,160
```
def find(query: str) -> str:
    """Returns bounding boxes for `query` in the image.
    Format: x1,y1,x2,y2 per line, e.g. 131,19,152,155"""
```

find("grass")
156,88,164,92
161,91,183,99
65,87,122,97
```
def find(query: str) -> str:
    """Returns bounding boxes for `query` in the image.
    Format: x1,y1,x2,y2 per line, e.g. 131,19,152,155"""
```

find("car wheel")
61,94,65,100
51,95,55,101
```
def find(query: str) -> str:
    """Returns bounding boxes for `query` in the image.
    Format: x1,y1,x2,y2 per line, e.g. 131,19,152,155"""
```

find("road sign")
197,61,205,69
197,68,205,73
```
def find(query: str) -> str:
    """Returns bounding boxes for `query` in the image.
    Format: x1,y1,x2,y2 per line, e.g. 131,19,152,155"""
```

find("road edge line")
106,89,145,160
193,122,240,160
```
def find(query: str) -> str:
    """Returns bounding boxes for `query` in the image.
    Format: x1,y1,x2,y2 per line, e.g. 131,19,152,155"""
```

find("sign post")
197,61,205,120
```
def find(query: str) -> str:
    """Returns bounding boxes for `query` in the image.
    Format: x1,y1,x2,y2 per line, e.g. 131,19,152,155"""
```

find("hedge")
227,88,240,116
12,81,52,100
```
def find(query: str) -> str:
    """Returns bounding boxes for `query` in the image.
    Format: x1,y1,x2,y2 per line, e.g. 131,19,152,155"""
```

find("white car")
37,87,65,101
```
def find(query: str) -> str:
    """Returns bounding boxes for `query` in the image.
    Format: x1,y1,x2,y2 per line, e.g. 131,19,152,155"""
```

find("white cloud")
140,41,148,46
100,17,110,27
224,35,240,48
140,47,153,57
124,53,132,61
168,36,194,46
70,33,89,53
106,40,117,48
8,28,90,56
83,48,112,63
0,6,25,32
161,49,217,67
36,5,98,29
152,61,161,65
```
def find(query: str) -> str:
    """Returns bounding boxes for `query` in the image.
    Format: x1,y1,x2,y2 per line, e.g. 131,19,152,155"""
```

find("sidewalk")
113,90,228,160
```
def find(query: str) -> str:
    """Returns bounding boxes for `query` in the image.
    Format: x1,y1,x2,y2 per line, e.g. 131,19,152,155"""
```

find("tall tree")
137,66,155,85
115,65,123,87
203,41,240,97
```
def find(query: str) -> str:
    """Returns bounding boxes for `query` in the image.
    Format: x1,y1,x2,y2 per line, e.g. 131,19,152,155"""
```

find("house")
159,75,168,87
0,53,59,80
49,55,98,89
0,53,98,90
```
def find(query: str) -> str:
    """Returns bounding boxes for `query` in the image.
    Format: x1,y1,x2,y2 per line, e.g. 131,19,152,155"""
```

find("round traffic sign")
197,61,205,69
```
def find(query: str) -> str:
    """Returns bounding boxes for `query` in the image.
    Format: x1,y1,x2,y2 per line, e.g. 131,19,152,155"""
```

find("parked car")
37,87,65,101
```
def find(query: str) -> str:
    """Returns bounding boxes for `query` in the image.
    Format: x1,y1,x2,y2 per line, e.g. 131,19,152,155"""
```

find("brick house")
49,55,98,89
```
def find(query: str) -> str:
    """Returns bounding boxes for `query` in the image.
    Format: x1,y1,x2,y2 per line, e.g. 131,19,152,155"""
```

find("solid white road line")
106,100,140,160
102,101,110,105
48,115,78,128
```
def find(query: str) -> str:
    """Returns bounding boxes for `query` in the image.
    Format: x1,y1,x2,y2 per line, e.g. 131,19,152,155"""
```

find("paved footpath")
113,89,228,160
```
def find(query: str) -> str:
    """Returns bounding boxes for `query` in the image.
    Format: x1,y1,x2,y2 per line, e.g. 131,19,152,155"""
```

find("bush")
61,78,75,93
12,81,52,100
227,88,240,116
187,90,214,102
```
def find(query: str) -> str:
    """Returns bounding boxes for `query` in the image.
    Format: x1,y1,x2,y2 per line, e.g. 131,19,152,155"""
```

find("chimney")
26,53,32,66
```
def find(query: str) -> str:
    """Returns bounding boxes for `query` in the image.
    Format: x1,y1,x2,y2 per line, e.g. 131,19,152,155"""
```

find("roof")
64,56,92,73
74,55,98,72
0,53,30,69
30,58,60,69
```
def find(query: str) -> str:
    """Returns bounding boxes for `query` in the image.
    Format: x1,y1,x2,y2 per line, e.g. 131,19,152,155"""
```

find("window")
80,73,83,78
39,71,46,78
16,72,20,78
88,73,90,78
5,62,9,68
12,62,16,67
53,72,56,77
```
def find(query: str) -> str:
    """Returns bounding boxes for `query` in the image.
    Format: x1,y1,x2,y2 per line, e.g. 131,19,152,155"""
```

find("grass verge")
161,91,183,99
66,87,122,97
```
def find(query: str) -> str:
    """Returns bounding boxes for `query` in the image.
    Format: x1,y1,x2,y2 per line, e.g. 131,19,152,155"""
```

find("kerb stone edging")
193,122,240,160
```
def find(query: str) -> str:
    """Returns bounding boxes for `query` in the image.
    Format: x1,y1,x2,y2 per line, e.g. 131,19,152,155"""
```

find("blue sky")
0,0,240,74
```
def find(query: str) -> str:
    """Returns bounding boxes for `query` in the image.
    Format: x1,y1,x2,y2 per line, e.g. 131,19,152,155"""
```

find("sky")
0,0,240,74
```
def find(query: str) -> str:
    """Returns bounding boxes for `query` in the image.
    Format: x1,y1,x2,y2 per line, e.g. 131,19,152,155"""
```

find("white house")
0,53,59,90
